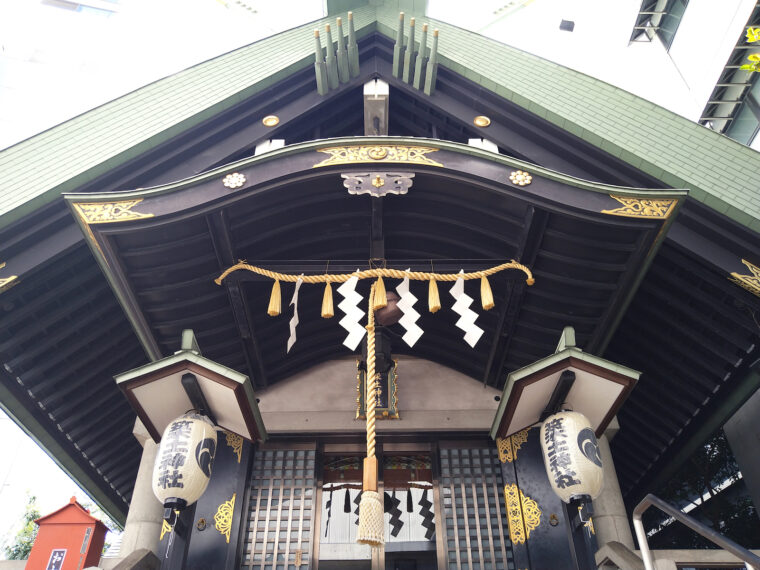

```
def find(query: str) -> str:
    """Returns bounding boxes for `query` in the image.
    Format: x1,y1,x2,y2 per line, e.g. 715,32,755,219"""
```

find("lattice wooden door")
241,445,317,569
439,443,517,570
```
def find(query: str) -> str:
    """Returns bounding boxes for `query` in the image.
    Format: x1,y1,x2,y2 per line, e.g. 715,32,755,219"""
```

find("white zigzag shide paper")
449,272,484,348
337,274,366,350
286,276,303,353
395,271,423,347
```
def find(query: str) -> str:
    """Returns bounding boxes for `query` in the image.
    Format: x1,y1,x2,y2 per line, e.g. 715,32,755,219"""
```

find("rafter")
207,211,268,387
486,207,549,386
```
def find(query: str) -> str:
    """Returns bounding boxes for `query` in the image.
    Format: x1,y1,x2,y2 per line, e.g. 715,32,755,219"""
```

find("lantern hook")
569,496,594,532
540,370,575,420
181,373,217,425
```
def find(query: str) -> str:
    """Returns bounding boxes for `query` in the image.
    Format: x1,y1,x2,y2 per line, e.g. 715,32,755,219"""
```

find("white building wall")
431,0,757,121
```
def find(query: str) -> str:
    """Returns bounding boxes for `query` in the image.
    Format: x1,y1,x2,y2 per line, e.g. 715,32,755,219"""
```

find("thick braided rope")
215,261,534,286
365,282,377,460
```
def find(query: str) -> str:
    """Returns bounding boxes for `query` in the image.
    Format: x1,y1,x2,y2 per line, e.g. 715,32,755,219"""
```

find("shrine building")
0,1,759,569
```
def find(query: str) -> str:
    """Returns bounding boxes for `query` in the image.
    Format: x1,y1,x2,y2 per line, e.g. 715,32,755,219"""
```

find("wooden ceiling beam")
207,211,268,388
484,207,548,386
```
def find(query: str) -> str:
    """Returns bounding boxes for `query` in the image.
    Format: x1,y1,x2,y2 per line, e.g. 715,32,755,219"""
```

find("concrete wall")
256,356,502,433
0,562,26,570
430,0,757,122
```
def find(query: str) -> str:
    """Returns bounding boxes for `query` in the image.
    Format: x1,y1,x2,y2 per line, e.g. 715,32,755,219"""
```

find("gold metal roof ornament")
729,259,760,298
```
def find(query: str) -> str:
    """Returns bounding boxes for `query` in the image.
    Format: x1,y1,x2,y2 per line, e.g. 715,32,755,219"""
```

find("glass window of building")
727,79,760,145
631,0,689,50
658,0,689,50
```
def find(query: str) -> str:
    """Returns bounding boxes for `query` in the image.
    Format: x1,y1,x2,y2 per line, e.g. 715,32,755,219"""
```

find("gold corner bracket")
214,492,236,544
224,430,243,463
314,145,443,167
72,199,154,224
601,195,677,219
504,483,541,544
496,428,530,463
729,259,760,298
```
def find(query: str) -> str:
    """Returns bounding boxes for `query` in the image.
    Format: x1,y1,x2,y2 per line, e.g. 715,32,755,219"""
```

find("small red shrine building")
26,497,108,570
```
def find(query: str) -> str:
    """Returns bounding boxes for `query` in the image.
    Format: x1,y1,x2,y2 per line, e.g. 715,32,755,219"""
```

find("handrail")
633,493,760,570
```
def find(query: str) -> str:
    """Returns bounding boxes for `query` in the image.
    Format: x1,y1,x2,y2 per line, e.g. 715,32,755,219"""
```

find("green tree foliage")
79,501,121,554
3,494,40,560
647,430,759,549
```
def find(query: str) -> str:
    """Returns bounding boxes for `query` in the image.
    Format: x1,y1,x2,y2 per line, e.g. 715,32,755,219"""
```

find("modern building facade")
0,1,759,568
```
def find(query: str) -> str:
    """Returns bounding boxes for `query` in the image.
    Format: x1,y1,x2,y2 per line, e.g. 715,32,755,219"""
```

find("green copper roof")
374,6,760,231
0,6,377,229
1,3,759,231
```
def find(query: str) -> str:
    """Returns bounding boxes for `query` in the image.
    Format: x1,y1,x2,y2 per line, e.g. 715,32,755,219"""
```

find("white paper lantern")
540,411,603,503
152,412,217,510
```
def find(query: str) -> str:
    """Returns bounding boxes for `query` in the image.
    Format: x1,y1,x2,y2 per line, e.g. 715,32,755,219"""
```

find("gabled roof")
0,0,758,527
1,3,759,231
0,7,378,228
35,496,109,529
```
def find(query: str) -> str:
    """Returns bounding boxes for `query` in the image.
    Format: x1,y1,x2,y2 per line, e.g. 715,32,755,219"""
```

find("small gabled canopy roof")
491,326,641,439
115,330,266,443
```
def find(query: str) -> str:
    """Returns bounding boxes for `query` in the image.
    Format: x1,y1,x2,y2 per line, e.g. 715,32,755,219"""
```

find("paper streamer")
450,271,484,348
286,276,303,353
395,271,423,347
337,273,366,350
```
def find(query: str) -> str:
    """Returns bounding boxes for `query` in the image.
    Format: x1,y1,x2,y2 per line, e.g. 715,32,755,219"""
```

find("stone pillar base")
593,418,635,550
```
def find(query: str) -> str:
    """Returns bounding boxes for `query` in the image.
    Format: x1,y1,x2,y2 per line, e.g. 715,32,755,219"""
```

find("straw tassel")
322,282,334,318
428,279,441,313
373,276,387,310
267,279,281,316
357,490,384,546
480,275,494,310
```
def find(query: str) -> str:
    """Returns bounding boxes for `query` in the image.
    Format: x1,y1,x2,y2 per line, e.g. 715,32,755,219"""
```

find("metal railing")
633,493,760,570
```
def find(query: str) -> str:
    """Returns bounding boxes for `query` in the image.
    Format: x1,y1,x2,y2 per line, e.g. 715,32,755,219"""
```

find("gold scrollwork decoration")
504,484,541,545
496,437,512,462
511,428,529,456
496,428,530,463
314,145,443,168
214,492,236,544
160,519,172,541
72,199,154,224
225,430,243,463
729,259,760,298
601,195,677,219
